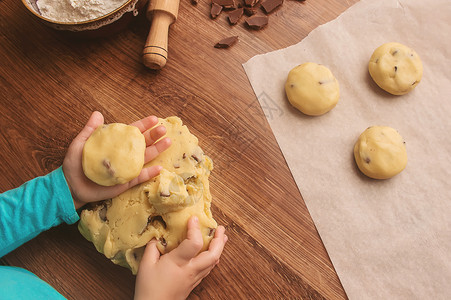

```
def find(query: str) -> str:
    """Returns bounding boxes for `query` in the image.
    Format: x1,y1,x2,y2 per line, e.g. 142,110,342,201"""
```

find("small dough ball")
82,123,146,186
354,126,407,179
285,62,340,116
368,42,423,95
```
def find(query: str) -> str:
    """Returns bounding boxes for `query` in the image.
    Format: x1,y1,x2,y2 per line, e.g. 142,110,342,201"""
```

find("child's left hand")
62,111,171,209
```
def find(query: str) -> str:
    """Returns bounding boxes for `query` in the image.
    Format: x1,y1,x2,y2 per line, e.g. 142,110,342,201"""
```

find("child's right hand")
134,216,228,300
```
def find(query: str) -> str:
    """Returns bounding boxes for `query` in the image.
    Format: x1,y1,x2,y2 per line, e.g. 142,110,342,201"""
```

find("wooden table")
0,0,358,298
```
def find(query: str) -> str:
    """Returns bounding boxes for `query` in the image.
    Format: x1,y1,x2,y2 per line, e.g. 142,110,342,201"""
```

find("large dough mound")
78,117,217,274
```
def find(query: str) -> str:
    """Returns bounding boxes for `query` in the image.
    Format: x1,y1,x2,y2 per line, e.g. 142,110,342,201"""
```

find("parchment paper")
243,0,451,298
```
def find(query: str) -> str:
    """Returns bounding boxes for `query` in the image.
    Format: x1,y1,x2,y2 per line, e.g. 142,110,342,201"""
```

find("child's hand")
62,111,171,209
134,216,228,300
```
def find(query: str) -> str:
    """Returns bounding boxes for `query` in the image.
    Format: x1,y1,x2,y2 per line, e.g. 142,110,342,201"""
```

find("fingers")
192,225,227,271
143,125,167,146
170,216,204,265
139,239,161,267
145,137,172,163
130,115,159,133
125,165,163,188
74,111,104,144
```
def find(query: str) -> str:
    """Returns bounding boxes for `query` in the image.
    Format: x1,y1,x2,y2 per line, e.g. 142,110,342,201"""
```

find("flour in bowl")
36,0,128,22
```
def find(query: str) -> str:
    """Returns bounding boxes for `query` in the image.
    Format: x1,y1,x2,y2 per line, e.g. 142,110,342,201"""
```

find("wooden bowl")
21,0,148,37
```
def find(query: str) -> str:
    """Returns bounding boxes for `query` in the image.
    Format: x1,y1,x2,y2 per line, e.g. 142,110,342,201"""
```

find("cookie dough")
82,123,146,186
285,62,340,116
354,126,407,179
368,42,423,95
78,117,217,274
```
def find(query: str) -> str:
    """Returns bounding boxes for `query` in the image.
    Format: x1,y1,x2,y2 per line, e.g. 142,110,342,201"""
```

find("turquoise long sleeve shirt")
0,166,80,299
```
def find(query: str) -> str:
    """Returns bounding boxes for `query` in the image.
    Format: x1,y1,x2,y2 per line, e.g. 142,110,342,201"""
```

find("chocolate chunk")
160,191,170,197
212,0,236,9
228,8,243,25
211,3,222,18
182,153,186,159
394,66,398,72
245,0,259,6
244,7,258,16
365,157,371,164
208,227,216,237
148,215,167,229
99,205,108,222
159,237,167,247
245,15,268,30
191,154,201,162
103,159,115,176
215,36,239,48
261,0,283,14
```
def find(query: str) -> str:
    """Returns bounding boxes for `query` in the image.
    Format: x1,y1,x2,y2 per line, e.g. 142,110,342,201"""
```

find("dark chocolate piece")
212,0,236,9
228,8,244,25
211,3,223,18
261,0,283,14
245,15,268,29
214,36,239,48
244,7,258,16
245,0,259,6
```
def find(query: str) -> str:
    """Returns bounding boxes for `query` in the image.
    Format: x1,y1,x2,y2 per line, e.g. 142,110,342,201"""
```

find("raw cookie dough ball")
354,126,407,179
285,62,340,116
368,42,423,95
82,123,146,186
78,117,217,274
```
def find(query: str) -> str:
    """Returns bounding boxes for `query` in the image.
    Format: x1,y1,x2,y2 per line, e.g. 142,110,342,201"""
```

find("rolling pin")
142,0,180,69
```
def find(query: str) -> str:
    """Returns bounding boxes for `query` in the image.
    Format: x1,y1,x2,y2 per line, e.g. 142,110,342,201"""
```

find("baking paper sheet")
243,0,451,298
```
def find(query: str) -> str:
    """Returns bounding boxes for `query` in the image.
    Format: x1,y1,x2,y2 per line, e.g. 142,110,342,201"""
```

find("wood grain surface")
0,0,358,298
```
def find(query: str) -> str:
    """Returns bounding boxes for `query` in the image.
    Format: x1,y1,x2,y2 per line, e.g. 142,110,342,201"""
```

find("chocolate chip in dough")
160,191,171,197
208,227,216,237
159,237,167,247
99,205,108,222
103,159,115,176
148,215,167,229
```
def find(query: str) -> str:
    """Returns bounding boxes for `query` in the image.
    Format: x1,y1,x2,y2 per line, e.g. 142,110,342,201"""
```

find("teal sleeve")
0,166,80,257
0,266,66,300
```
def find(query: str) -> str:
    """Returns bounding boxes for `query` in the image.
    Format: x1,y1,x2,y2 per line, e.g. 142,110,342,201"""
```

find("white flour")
36,0,128,22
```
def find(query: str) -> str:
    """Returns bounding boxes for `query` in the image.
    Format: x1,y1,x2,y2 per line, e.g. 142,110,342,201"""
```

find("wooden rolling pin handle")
143,11,176,70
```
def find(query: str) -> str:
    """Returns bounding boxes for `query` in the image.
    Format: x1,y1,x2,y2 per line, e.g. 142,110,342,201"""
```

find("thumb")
74,111,104,143
140,239,161,267
170,216,204,265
